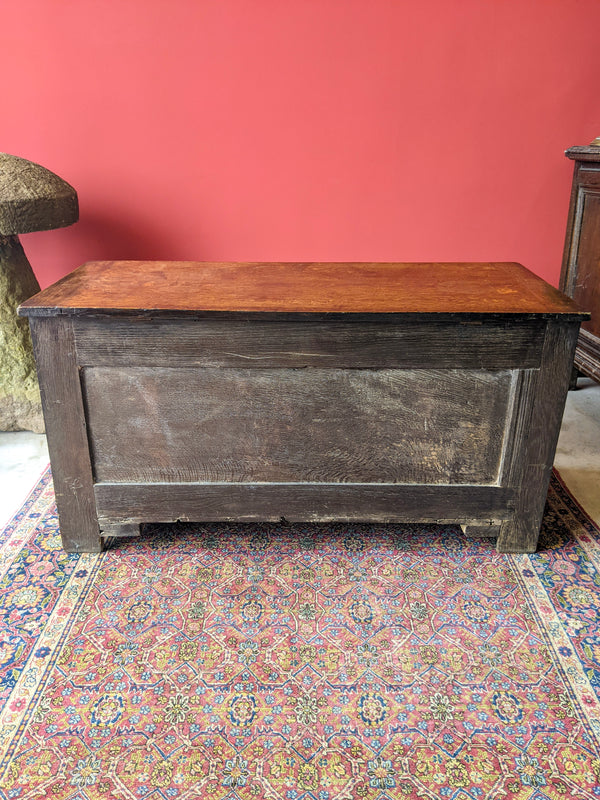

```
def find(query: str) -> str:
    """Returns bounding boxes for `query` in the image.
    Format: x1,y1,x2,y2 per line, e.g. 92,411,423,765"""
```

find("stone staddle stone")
0,153,78,433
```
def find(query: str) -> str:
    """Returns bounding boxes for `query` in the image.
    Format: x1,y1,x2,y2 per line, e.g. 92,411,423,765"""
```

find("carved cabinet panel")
560,145,600,382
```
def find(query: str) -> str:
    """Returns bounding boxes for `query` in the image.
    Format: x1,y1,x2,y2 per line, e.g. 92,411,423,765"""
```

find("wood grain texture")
19,261,588,318
562,172,600,339
82,367,513,486
461,524,501,539
73,317,544,369
496,369,537,486
575,329,600,383
94,482,514,526
565,145,600,163
496,321,580,553
100,523,141,539
28,317,101,552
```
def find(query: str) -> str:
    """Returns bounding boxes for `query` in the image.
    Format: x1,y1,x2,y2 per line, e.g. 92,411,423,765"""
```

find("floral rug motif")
1,469,600,799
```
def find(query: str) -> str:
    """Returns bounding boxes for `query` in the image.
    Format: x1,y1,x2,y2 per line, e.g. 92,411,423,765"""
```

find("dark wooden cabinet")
560,144,600,382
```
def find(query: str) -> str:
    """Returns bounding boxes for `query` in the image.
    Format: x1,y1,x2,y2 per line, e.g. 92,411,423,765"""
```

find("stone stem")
0,234,44,432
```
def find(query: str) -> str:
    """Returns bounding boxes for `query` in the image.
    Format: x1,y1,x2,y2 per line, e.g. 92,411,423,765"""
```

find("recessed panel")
573,189,600,339
83,367,514,485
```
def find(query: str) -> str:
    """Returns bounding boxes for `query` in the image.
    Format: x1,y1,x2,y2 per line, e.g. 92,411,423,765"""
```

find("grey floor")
1,378,599,530
554,376,600,525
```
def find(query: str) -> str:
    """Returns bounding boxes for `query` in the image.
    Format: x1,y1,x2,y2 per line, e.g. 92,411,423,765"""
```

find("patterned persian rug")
1,470,600,800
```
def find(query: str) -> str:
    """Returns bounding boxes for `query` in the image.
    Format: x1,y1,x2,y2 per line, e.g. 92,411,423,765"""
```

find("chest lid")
18,260,589,320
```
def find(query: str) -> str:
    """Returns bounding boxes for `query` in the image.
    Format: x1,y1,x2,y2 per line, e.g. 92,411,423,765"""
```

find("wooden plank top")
565,145,600,163
19,260,589,318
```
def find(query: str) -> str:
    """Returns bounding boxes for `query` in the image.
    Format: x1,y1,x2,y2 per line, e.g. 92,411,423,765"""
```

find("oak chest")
19,261,588,553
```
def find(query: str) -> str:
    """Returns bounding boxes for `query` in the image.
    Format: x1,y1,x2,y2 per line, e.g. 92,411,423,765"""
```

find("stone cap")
0,153,78,235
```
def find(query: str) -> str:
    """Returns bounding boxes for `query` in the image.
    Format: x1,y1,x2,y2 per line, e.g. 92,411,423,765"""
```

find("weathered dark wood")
560,147,600,382
568,364,581,391
28,317,101,552
82,366,513,486
574,328,600,384
73,317,545,369
19,261,585,317
496,368,537,486
94,482,514,526
496,321,581,553
461,524,501,539
19,261,588,554
100,523,141,539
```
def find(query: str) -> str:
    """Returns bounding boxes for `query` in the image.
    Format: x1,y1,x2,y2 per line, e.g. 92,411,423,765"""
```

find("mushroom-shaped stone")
0,153,78,235
1,153,79,433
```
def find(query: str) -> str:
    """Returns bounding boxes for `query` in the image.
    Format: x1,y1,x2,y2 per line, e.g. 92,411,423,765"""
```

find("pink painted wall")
2,0,599,288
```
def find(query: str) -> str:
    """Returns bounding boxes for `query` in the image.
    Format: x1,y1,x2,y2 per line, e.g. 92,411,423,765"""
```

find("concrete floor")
554,376,600,526
0,429,49,527
1,379,599,530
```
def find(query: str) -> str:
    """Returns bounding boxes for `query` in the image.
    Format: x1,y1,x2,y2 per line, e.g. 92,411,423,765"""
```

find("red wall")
2,0,599,288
